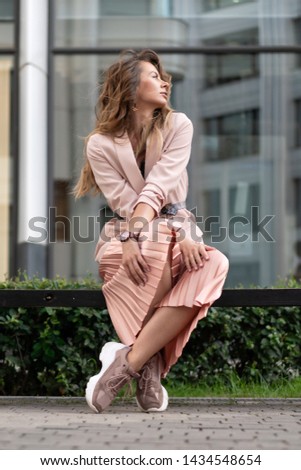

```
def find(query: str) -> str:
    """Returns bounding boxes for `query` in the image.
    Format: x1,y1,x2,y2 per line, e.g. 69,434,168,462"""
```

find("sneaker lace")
106,372,131,395
138,363,155,398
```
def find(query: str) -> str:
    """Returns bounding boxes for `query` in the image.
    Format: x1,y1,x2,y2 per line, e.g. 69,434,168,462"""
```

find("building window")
0,0,14,48
295,19,301,68
203,189,221,239
204,109,260,160
54,181,70,242
100,0,172,16
205,29,259,87
203,0,254,12
229,183,260,235
100,0,148,15
0,0,14,17
56,0,172,18
296,100,301,148
293,179,301,280
294,18,301,45
294,179,301,229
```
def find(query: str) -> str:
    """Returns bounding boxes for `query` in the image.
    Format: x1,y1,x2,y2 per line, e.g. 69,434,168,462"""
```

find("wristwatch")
118,231,139,242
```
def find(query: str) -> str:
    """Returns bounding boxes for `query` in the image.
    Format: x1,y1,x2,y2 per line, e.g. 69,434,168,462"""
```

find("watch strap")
128,231,140,241
119,231,140,242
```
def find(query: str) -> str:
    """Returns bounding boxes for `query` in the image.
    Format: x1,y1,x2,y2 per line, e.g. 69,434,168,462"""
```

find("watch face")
120,230,130,242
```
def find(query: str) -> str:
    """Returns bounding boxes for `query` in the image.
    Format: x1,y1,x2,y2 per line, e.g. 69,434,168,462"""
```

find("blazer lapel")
144,135,154,178
144,128,164,178
115,126,166,186
114,134,145,194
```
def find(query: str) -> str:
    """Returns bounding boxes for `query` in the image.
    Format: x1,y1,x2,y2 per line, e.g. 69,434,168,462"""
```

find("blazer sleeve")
86,134,139,218
133,114,193,216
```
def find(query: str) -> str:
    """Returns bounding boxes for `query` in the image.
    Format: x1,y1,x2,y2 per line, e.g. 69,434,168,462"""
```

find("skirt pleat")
98,219,229,377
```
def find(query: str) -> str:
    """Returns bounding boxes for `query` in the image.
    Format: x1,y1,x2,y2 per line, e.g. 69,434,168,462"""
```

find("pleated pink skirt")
98,218,229,377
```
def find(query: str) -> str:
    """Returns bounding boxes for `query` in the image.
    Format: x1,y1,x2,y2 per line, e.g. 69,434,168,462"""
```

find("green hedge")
1,274,301,395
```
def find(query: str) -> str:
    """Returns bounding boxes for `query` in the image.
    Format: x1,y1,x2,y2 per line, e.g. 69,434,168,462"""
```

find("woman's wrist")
127,203,156,233
119,230,140,242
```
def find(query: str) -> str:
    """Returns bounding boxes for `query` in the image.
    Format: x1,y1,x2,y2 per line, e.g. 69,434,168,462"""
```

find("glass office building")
1,0,301,288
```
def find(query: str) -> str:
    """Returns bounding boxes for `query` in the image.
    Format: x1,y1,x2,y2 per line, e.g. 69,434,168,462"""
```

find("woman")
74,49,229,414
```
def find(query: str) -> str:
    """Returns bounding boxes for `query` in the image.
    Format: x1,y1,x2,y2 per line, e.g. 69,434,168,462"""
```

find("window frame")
296,99,301,148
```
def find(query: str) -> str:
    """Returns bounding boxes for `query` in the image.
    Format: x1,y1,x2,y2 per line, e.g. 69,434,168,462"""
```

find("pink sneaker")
85,342,140,413
136,352,168,412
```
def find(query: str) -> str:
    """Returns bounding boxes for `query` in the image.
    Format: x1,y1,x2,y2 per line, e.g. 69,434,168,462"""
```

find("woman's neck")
133,107,154,129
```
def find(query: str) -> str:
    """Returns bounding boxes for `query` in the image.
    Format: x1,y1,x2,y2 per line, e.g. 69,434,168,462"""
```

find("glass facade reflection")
0,55,14,280
3,0,301,287
204,109,260,160
50,0,301,287
204,29,259,87
296,100,301,148
0,0,15,280
0,0,14,47
203,0,255,12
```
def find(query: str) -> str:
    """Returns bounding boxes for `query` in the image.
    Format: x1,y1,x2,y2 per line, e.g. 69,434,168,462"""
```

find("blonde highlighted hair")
74,49,173,198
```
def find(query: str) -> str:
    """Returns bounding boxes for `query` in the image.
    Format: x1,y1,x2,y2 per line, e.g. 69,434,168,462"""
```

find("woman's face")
135,61,169,111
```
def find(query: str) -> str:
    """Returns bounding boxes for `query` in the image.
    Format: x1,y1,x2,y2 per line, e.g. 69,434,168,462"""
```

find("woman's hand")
121,240,150,286
179,238,209,272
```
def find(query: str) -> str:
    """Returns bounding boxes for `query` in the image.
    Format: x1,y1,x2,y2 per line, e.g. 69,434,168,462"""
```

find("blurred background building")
1,0,301,287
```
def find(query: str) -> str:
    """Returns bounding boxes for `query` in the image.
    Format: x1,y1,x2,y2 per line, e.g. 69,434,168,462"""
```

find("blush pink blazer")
86,112,203,261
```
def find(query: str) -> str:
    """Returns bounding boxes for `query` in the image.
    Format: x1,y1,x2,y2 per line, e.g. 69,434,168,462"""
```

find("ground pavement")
0,397,300,450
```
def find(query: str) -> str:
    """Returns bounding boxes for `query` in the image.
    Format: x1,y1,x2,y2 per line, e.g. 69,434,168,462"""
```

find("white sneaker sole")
136,385,169,413
85,342,126,413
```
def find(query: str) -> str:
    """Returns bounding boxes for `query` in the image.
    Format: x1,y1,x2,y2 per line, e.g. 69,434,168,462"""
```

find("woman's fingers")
125,264,142,285
122,240,150,286
183,242,210,272
124,257,149,286
138,254,150,274
128,265,144,286
198,244,210,261
124,260,146,286
186,253,199,271
132,258,148,286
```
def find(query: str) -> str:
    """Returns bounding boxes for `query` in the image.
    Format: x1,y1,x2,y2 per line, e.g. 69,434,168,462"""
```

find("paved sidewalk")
0,397,301,450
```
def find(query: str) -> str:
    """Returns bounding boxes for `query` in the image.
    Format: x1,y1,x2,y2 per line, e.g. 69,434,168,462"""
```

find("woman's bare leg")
127,303,199,372
128,242,199,372
140,254,173,328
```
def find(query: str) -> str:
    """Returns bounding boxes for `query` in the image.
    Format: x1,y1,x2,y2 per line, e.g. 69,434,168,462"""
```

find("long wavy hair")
74,49,173,198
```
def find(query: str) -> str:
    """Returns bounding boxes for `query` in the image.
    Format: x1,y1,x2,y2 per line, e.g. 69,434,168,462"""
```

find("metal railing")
0,289,300,308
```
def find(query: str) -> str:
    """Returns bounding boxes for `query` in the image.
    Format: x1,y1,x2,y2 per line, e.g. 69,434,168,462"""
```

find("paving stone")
0,397,300,450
